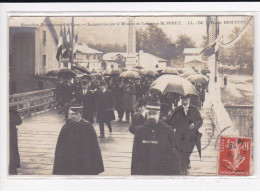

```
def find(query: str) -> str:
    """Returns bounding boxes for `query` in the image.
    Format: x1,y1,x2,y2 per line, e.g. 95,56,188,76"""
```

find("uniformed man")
53,102,104,175
131,103,181,175
168,95,203,175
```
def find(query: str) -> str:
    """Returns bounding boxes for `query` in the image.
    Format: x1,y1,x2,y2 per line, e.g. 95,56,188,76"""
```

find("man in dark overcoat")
53,103,104,175
96,81,115,138
82,82,98,123
168,95,203,175
131,104,182,175
9,106,22,175
114,79,125,121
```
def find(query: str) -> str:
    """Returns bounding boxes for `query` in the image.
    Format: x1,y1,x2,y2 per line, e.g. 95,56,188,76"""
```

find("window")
43,55,46,67
38,81,43,90
155,64,159,68
111,65,114,69
43,31,46,44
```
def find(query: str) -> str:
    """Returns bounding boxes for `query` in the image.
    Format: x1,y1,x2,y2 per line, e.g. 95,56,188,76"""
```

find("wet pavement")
16,92,219,176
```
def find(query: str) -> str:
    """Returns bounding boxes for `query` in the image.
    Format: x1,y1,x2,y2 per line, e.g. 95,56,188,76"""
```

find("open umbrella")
181,70,197,78
133,66,144,69
187,74,209,84
143,69,158,77
162,67,179,75
103,69,122,76
201,69,211,75
73,65,90,74
150,75,198,96
46,68,59,77
57,68,76,78
119,70,141,79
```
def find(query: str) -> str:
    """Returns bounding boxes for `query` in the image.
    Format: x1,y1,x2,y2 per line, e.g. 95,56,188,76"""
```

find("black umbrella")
57,68,76,78
103,69,122,76
73,65,90,74
133,66,144,69
195,132,202,159
46,68,59,77
201,69,211,75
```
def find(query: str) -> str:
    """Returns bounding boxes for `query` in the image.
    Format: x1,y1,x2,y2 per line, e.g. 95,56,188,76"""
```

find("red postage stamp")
218,136,251,176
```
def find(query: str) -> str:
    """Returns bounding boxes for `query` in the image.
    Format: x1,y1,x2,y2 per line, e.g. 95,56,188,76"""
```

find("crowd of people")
9,70,209,176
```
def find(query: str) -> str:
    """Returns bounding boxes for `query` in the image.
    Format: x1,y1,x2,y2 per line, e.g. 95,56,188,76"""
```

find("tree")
136,24,177,60
174,34,196,61
218,26,254,74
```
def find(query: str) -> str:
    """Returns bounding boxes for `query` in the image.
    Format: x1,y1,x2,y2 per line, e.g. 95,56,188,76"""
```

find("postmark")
218,136,251,176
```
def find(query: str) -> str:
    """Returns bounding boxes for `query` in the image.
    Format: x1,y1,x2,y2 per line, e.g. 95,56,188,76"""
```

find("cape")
53,119,104,175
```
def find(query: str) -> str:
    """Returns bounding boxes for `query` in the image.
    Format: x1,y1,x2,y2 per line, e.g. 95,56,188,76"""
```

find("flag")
56,25,63,61
201,42,219,57
67,26,71,45
206,16,211,36
62,24,67,57
73,33,78,55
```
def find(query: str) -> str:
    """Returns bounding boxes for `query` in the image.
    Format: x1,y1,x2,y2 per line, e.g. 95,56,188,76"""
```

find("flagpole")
71,16,74,68
215,16,218,83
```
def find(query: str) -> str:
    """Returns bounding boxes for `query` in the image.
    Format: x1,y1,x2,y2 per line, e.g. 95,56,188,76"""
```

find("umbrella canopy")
187,74,209,84
103,69,123,76
73,65,90,74
46,68,59,77
119,70,141,79
133,66,144,69
150,75,198,96
143,69,158,77
181,70,197,78
162,67,179,75
201,69,211,75
57,68,77,78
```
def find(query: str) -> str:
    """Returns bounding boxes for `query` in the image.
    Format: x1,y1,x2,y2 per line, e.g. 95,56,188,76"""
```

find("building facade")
183,48,206,72
9,17,59,94
74,43,103,72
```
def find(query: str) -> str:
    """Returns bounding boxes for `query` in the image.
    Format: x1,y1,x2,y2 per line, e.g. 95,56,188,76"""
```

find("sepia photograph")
8,15,254,177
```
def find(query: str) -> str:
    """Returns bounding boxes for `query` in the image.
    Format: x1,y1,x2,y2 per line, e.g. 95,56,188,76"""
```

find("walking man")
114,79,125,122
96,81,115,138
168,95,203,175
53,102,104,175
131,102,182,175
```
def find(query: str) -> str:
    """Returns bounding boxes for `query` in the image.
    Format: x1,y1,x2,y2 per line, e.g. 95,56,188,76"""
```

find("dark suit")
96,89,115,135
131,120,181,175
114,83,125,120
168,105,203,174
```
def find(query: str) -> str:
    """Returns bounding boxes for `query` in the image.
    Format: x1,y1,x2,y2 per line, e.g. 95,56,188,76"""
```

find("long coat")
96,89,115,123
82,89,97,123
9,107,22,174
131,120,182,175
61,84,74,107
53,119,104,175
114,83,125,110
168,105,203,172
123,84,136,112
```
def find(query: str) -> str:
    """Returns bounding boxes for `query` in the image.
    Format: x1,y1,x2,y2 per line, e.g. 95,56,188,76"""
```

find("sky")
9,16,253,47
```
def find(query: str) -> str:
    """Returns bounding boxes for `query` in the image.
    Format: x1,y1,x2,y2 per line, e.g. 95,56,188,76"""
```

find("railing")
9,88,56,118
224,105,254,138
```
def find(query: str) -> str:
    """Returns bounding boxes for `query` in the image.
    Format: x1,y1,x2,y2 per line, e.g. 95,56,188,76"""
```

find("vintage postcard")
8,15,254,176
